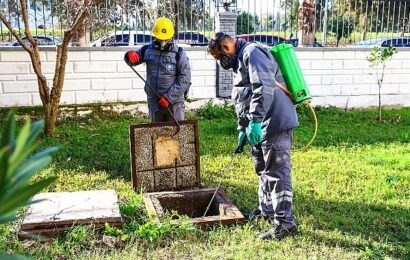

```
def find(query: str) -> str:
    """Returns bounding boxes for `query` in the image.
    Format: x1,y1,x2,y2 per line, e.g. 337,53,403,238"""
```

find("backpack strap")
139,44,151,59
174,46,191,99
175,46,183,63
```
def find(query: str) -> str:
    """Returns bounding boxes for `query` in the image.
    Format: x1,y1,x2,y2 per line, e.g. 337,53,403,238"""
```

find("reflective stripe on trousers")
251,128,295,227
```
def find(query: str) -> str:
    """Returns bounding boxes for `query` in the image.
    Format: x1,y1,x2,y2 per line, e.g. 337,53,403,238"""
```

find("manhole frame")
129,120,201,192
143,188,245,228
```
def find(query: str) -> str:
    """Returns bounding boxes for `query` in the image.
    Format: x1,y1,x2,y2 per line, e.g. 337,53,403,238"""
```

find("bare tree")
0,0,97,135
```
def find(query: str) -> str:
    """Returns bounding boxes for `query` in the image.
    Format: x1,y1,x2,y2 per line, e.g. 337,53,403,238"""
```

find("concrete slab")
19,190,122,239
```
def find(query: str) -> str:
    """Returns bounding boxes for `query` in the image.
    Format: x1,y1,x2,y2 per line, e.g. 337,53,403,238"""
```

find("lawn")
0,103,409,259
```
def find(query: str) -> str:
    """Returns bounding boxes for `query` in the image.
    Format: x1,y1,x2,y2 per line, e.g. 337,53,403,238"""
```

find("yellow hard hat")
152,17,175,40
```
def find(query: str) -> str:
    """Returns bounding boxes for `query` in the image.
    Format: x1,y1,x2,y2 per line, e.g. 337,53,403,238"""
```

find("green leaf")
30,146,59,161
0,210,17,224
9,148,57,186
26,119,45,148
7,156,52,193
5,144,38,184
0,145,9,191
0,177,56,214
7,120,34,178
10,118,31,163
0,110,16,149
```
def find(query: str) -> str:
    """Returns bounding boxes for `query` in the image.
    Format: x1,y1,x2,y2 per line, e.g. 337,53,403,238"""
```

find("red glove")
159,96,170,108
124,50,140,66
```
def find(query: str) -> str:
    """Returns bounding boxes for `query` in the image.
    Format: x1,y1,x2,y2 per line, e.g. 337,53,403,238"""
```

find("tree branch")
20,0,40,51
65,7,91,37
0,10,32,53
20,1,29,36
52,5,90,108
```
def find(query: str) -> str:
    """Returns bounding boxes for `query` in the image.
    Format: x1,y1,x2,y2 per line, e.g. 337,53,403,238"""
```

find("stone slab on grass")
19,190,122,239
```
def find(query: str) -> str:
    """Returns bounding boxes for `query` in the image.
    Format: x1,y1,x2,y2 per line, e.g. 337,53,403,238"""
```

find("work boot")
242,209,273,221
260,225,297,241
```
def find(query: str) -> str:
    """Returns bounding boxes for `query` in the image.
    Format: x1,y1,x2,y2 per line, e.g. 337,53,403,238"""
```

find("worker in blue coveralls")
207,32,298,241
124,17,191,122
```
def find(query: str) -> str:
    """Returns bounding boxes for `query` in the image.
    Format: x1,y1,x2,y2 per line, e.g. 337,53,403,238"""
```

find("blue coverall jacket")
232,39,299,136
134,41,191,111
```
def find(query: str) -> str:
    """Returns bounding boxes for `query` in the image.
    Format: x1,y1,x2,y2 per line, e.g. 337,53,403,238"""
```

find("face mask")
154,40,172,51
159,40,168,50
219,54,232,70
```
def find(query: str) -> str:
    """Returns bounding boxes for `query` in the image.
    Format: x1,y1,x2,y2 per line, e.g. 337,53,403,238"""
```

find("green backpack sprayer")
270,43,318,150
270,43,311,104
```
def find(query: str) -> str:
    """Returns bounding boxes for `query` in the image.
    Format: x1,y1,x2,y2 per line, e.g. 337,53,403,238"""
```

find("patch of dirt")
155,136,181,167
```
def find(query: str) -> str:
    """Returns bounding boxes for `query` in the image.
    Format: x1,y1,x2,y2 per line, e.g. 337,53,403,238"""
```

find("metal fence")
1,0,410,47
0,0,218,46
236,0,410,47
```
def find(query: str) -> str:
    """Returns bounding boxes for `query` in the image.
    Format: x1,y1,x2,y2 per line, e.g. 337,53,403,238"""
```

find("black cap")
207,32,228,53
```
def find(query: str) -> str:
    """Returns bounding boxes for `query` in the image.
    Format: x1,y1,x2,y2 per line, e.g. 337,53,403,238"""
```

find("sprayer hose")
296,101,318,151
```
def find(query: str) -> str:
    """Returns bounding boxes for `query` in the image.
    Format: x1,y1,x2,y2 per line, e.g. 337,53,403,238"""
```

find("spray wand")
202,135,247,217
128,65,180,133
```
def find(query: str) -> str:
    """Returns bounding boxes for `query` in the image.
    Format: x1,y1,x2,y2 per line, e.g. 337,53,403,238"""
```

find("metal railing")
1,0,409,47
0,0,217,46
236,0,410,47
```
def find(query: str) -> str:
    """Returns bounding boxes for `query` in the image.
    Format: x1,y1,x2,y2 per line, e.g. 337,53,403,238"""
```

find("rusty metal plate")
129,120,200,192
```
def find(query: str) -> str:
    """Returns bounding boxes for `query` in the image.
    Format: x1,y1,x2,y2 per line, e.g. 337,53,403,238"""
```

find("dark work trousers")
251,128,295,228
149,103,185,123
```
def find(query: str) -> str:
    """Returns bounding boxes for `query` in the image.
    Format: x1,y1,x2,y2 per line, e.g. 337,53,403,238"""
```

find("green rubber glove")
235,130,249,153
237,130,247,146
247,121,262,145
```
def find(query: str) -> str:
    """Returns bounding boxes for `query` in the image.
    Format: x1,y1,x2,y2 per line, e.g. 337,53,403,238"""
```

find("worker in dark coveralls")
124,17,191,122
207,32,299,241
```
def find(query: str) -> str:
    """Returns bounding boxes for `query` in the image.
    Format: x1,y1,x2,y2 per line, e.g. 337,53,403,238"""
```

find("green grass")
0,103,409,259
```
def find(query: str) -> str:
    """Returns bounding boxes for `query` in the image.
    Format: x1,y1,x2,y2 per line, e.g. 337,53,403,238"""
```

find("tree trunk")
70,0,91,47
360,14,367,41
72,25,91,47
378,85,382,122
297,0,316,47
44,108,58,136
174,1,179,35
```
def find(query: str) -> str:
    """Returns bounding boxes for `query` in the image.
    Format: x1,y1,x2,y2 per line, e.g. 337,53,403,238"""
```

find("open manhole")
143,189,244,227
129,121,244,227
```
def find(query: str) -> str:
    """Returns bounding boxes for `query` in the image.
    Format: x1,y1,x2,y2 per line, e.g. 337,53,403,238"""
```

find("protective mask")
219,54,232,70
154,40,171,51
159,40,169,50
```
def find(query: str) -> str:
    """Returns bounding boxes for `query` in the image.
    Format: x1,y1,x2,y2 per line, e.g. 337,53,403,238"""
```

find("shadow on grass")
223,181,408,258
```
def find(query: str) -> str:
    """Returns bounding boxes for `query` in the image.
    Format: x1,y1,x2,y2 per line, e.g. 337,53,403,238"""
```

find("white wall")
0,47,217,107
0,46,409,108
296,48,410,108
